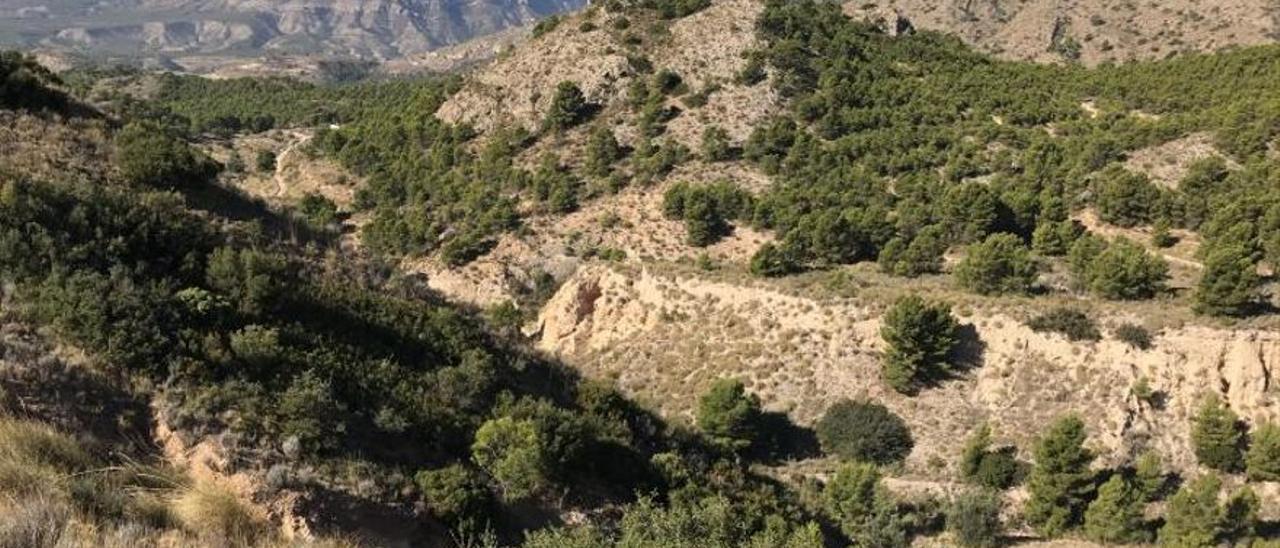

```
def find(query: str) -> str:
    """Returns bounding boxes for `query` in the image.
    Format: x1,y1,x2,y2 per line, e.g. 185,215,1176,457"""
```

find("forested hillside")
6,0,1280,546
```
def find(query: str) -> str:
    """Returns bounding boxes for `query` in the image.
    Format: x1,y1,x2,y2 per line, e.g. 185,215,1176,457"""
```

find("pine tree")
1246,422,1280,482
1132,450,1165,502
1158,474,1224,547
696,378,762,450
1191,394,1244,473
880,296,960,394
1222,487,1259,544
1083,475,1149,544
1085,237,1169,300
959,423,993,481
701,125,733,162
955,233,1038,296
584,125,623,178
1024,416,1095,537
1194,243,1258,316
544,81,590,130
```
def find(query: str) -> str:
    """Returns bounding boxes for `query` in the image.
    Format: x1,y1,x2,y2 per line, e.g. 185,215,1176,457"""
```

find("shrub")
0,418,93,473
1026,308,1100,342
947,490,1003,548
116,122,218,189
880,295,960,394
277,371,346,453
440,233,496,267
955,234,1037,295
1151,219,1177,248
959,424,1019,490
414,465,490,521
696,378,762,451
1191,394,1244,473
1113,323,1152,350
1024,416,1095,537
663,181,753,247
1131,376,1157,406
815,400,913,464
298,193,339,227
254,150,276,172
531,15,562,38
1246,422,1280,482
1066,235,1107,290
749,242,801,277
471,416,549,502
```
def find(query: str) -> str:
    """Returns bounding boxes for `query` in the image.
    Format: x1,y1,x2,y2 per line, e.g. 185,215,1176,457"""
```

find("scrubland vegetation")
6,0,1280,543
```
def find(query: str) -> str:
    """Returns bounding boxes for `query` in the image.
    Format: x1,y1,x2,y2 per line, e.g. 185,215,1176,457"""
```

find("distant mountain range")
0,0,586,62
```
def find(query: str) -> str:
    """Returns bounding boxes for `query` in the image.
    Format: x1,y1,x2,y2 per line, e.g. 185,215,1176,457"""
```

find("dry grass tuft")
172,481,267,543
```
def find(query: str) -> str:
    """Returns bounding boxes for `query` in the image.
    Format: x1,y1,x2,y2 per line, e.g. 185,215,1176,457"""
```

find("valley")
5,0,1280,546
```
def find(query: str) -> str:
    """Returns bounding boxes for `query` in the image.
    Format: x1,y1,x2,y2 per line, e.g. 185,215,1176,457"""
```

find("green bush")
959,424,1020,490
1114,323,1152,350
663,181,754,247
584,125,624,178
749,242,801,277
531,15,563,38
471,416,549,502
254,150,277,172
955,234,1038,296
815,399,913,464
947,490,1003,548
880,295,960,394
277,371,346,453
1026,308,1101,342
414,465,490,521
116,122,219,189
